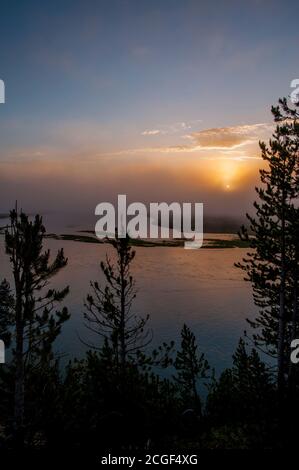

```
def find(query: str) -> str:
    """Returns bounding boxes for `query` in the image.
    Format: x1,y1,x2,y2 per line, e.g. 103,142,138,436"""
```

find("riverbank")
0,227,251,248
44,231,250,249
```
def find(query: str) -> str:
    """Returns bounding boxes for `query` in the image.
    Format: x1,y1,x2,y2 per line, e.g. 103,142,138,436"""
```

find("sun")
225,184,231,190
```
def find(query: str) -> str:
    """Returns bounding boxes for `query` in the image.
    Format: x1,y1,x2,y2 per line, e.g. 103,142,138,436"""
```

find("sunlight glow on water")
0,234,257,373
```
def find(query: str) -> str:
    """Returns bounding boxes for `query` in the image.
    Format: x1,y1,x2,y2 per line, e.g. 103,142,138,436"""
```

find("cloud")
117,122,273,158
141,119,203,137
0,119,272,167
141,129,162,136
190,123,271,150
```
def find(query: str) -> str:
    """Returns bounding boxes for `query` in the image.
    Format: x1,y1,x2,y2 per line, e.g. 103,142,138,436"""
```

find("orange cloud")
189,123,272,150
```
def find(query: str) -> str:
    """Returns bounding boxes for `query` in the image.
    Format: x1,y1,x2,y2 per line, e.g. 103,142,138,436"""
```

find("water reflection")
0,235,256,373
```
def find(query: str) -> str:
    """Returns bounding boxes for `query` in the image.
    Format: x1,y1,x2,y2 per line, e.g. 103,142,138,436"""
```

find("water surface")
0,234,257,373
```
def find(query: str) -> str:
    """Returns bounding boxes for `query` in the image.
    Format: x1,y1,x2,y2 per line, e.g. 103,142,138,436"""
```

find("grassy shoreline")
0,225,251,248
44,232,251,249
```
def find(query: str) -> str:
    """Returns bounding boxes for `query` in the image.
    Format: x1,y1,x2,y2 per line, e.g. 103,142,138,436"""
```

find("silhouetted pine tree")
84,236,151,369
206,339,274,448
174,324,209,415
3,209,70,447
272,98,299,397
236,98,299,400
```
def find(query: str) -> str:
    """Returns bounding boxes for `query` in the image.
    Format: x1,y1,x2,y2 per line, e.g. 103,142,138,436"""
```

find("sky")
0,0,299,219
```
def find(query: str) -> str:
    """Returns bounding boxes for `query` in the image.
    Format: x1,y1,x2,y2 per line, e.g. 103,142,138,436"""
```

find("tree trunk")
277,186,286,402
13,292,25,447
119,254,126,368
288,274,298,394
278,281,286,398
